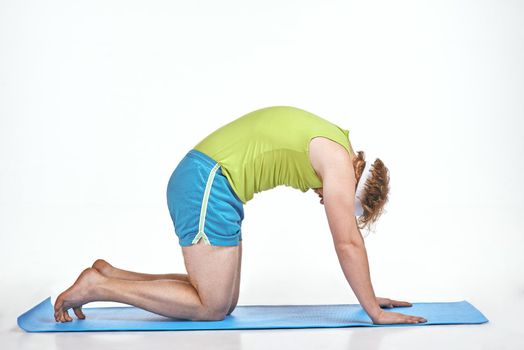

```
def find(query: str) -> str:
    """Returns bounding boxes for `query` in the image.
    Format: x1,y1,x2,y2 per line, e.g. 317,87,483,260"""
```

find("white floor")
3,286,523,350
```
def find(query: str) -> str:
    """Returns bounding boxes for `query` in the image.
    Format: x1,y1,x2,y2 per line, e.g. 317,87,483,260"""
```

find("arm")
309,139,426,324
320,154,382,320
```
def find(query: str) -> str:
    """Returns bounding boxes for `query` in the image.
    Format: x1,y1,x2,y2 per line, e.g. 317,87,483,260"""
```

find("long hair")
353,151,390,233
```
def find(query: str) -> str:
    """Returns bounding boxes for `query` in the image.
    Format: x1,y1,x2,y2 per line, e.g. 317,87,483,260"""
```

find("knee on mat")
227,300,238,316
197,306,229,321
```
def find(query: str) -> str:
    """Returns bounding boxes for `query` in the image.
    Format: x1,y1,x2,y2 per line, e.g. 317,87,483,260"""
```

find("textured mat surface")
18,297,489,332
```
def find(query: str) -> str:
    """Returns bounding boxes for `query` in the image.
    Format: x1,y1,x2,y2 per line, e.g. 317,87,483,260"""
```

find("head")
312,150,390,231
352,150,390,231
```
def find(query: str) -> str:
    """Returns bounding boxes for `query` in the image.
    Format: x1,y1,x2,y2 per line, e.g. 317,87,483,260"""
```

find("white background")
1,0,523,349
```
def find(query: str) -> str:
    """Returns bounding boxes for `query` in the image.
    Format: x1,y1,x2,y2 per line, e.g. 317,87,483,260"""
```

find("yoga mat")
18,297,488,332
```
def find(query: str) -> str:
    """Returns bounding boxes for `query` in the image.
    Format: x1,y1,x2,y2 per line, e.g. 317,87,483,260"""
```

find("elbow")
334,239,365,253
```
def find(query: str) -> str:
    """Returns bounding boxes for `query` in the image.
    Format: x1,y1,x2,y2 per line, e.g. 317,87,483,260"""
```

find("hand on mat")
376,297,412,308
371,309,427,325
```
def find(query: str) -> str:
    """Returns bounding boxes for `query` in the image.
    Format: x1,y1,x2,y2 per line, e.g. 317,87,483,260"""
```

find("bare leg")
227,240,242,315
92,259,190,283
91,242,242,316
54,240,240,323
53,268,210,322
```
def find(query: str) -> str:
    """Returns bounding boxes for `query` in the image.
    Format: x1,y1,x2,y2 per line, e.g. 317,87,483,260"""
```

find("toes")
55,304,86,322
57,310,63,322
54,297,73,322
74,307,86,319
58,309,65,322
64,310,72,322
54,308,61,322
54,299,63,322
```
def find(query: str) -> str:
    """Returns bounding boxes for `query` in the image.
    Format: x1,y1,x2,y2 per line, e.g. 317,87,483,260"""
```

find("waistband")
186,149,219,169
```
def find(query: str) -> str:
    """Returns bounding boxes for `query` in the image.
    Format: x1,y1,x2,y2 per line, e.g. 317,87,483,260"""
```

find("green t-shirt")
193,105,352,204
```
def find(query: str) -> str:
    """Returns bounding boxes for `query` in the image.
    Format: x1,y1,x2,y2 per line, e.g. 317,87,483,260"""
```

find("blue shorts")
166,149,244,247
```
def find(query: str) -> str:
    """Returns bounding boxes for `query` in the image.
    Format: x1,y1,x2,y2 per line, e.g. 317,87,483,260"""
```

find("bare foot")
54,267,106,322
91,258,114,276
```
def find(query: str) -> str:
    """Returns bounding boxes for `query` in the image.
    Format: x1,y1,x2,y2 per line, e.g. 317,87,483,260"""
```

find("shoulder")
308,137,355,183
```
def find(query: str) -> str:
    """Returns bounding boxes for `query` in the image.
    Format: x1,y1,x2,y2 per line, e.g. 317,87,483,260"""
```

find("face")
313,187,324,205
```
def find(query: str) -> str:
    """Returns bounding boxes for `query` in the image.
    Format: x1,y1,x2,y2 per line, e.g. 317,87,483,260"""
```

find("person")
53,105,427,325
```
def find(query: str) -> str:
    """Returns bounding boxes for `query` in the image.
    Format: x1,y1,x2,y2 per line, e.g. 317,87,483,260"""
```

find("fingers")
395,310,426,324
376,297,391,308
390,311,427,324
392,315,422,324
402,315,427,324
377,297,412,308
391,299,413,307
373,310,428,325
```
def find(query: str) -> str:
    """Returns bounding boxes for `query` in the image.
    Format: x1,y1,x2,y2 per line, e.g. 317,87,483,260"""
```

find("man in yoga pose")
54,106,427,325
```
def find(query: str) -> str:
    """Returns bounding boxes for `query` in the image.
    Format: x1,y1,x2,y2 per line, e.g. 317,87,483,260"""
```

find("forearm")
335,243,381,320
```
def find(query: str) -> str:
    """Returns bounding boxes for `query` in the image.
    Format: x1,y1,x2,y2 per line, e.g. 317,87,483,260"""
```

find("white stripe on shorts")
192,163,221,245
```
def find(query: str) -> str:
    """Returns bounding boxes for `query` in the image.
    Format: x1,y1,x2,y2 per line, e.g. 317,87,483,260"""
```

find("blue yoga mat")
18,297,488,332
